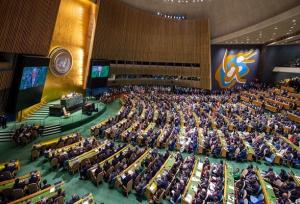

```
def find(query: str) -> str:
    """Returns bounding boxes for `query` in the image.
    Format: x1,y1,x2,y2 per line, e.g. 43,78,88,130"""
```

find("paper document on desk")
184,194,193,204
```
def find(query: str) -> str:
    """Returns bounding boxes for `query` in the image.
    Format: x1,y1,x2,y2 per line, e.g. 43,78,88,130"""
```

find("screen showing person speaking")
19,67,48,90
91,65,109,78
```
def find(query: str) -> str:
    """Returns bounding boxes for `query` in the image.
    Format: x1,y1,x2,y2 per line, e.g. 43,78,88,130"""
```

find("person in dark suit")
2,114,7,129
41,179,51,189
53,188,65,200
13,178,25,189
28,172,40,184
121,172,132,186
0,115,3,129
94,166,103,177
67,194,80,204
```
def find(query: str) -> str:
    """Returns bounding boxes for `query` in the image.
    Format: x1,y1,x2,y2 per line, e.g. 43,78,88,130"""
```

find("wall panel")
92,0,211,89
0,0,61,55
42,0,97,102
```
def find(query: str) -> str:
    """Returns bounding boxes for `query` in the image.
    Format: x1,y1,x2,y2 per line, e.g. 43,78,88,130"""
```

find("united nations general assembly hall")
0,0,300,203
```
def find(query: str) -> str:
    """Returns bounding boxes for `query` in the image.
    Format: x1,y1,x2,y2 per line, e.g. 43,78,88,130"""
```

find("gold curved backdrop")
92,0,211,89
43,0,97,102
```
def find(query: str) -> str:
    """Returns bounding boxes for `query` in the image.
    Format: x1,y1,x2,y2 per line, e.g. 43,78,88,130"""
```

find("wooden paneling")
0,0,61,55
108,79,203,88
110,65,202,77
0,70,14,113
92,0,211,89
43,0,97,102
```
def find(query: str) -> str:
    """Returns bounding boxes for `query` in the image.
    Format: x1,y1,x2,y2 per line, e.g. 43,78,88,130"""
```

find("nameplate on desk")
185,194,193,203
192,177,200,182
149,183,157,193
266,183,272,189
50,187,55,193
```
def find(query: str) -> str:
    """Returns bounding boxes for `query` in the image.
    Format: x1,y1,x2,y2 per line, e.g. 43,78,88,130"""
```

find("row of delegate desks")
223,164,235,204
181,159,202,204
0,171,40,192
288,112,300,123
90,103,126,137
0,160,20,172
88,144,131,176
47,137,96,159
32,133,81,150
137,123,156,145
145,153,176,199
115,149,151,188
74,193,96,204
67,140,109,174
9,181,64,204
257,169,277,204
31,133,82,158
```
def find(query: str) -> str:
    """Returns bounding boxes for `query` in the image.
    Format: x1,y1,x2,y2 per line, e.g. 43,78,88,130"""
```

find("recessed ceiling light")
274,27,278,30
292,19,296,23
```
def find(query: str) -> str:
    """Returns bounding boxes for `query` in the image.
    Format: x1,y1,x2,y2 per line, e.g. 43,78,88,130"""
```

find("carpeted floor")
0,99,299,204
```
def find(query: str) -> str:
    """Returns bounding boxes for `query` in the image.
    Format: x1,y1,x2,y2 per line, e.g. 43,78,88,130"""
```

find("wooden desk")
265,141,282,164
265,104,277,113
253,100,262,107
281,86,296,93
137,123,155,145
32,133,81,150
0,171,40,192
257,169,277,204
48,137,95,159
9,181,64,204
32,133,81,158
120,122,138,142
115,149,151,189
288,112,300,123
67,140,109,173
0,160,20,172
241,95,250,102
88,144,131,176
280,135,300,153
223,164,234,204
218,130,228,158
104,119,128,139
181,160,202,204
145,153,176,200
74,193,96,204
241,139,255,161
197,128,204,154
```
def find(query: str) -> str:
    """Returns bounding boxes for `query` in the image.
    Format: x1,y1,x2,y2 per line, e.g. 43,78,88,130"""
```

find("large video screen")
19,67,48,90
91,65,110,78
7,56,50,112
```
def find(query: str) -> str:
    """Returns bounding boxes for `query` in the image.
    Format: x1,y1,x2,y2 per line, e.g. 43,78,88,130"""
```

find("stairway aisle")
0,129,13,142
42,124,62,137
